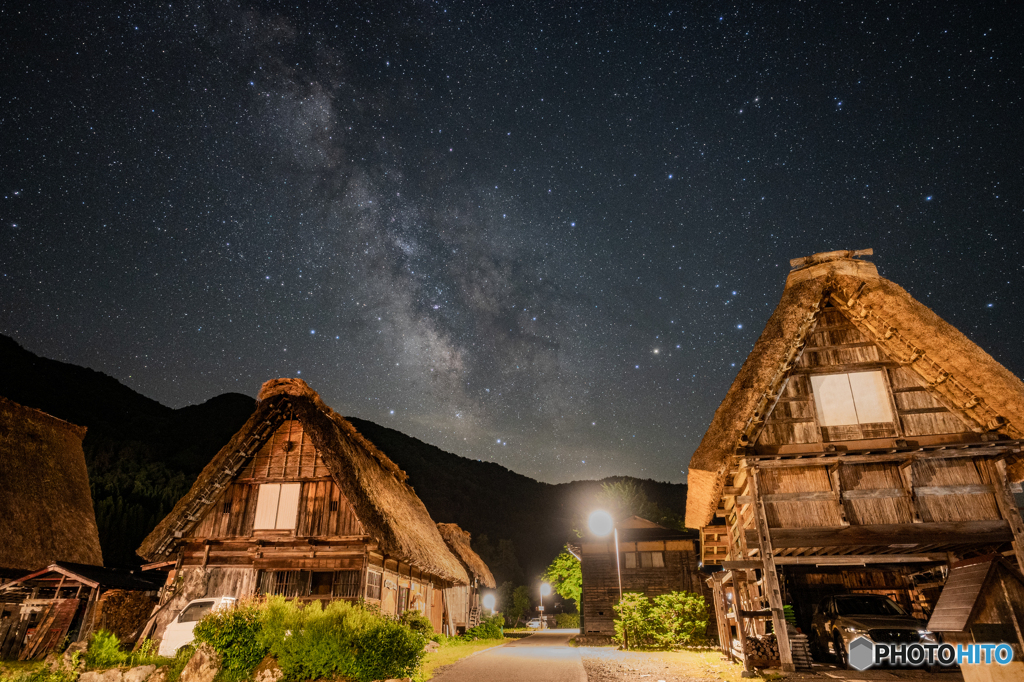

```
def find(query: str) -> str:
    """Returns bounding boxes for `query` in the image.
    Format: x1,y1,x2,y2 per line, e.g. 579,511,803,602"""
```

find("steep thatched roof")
436,523,496,588
138,378,469,585
0,396,103,571
686,253,1024,529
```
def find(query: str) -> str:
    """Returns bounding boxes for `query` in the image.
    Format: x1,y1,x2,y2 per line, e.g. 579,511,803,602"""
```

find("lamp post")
540,582,551,629
482,593,496,615
588,510,626,648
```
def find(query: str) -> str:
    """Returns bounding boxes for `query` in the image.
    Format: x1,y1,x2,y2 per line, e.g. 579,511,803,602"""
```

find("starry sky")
2,2,1022,484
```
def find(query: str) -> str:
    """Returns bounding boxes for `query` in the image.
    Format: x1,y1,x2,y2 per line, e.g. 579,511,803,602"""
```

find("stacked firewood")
744,632,779,661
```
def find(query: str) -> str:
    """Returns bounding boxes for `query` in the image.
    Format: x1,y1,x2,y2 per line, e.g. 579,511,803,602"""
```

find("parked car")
525,618,543,629
810,594,935,668
158,597,237,657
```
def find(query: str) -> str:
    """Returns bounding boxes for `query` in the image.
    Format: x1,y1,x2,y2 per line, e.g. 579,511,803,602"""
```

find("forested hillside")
0,334,689,578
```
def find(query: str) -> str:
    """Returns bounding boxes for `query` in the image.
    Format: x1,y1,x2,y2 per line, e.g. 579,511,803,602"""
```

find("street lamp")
482,593,496,615
540,582,551,629
588,510,626,648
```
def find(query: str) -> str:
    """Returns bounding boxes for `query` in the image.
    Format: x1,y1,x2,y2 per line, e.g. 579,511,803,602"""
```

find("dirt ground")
577,646,966,682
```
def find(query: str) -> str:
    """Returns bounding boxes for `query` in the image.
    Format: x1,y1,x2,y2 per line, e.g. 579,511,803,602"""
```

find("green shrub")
613,591,710,649
650,592,709,647
193,601,267,681
258,597,425,682
163,645,194,682
555,613,580,629
0,653,82,682
463,614,503,640
613,593,655,648
399,609,433,635
86,630,127,670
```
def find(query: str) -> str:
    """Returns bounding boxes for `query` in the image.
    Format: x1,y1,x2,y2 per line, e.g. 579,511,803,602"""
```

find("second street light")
588,509,626,648
539,581,551,629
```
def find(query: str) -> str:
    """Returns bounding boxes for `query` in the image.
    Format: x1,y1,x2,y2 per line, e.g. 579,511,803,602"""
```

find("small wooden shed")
0,562,161,661
436,523,496,633
686,250,1024,672
928,555,1024,682
137,378,469,642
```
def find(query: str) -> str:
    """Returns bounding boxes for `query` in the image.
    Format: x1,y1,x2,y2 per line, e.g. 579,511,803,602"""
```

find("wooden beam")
991,460,1024,572
842,488,907,500
744,520,1012,549
750,468,794,672
916,484,994,496
772,554,948,566
722,561,763,570
749,446,1019,468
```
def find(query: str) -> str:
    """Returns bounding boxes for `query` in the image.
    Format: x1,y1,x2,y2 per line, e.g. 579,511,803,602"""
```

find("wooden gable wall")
757,302,974,451
191,419,365,540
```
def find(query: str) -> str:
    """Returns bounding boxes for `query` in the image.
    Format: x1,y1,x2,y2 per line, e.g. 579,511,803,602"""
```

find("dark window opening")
329,500,339,512
397,586,410,614
222,501,233,514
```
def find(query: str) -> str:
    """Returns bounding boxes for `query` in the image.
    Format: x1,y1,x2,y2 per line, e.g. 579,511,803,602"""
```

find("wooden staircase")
468,606,481,628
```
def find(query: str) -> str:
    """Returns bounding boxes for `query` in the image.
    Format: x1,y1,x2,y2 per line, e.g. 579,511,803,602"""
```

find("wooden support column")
991,459,1024,572
731,571,755,677
750,467,795,672
710,574,733,662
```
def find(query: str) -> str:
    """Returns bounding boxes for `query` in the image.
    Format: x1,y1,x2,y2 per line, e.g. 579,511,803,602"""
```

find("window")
222,500,233,514
333,571,361,599
253,483,302,529
178,601,215,623
397,586,410,614
258,570,311,598
623,552,664,568
366,571,383,600
811,371,896,440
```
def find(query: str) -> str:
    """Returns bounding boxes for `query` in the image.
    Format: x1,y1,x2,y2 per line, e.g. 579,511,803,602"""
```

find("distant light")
737,324,743,329
540,582,552,596
310,329,315,334
389,410,395,415
925,195,933,201
483,594,496,611
588,510,614,537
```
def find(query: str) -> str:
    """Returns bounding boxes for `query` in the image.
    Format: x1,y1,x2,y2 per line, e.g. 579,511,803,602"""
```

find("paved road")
432,630,586,682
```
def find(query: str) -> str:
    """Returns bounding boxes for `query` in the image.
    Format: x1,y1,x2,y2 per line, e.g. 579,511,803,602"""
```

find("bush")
463,614,503,640
613,591,710,649
555,613,580,629
86,630,127,670
258,597,425,682
650,592,709,647
399,609,433,636
193,601,267,680
163,645,194,682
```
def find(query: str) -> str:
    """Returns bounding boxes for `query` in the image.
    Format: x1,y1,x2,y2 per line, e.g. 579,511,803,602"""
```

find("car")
158,597,237,657
525,618,543,629
810,594,935,668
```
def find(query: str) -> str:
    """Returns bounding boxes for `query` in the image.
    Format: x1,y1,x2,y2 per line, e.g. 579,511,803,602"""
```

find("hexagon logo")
848,636,875,671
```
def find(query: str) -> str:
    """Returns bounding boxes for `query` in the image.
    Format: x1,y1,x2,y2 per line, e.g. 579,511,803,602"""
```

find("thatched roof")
436,523,496,588
0,396,103,571
686,252,1024,529
138,378,469,585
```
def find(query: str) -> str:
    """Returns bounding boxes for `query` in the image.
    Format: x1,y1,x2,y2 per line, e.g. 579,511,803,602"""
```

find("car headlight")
918,630,937,642
844,626,864,633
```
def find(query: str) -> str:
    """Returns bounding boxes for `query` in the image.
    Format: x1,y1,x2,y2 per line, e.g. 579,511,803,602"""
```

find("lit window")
639,552,665,568
253,483,302,529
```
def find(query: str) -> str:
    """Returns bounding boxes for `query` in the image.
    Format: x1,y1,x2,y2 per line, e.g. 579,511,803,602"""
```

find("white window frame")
253,482,301,530
810,370,894,426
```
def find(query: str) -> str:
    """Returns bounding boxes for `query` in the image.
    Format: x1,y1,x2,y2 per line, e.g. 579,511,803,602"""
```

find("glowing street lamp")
482,593,496,615
588,509,626,647
540,582,551,629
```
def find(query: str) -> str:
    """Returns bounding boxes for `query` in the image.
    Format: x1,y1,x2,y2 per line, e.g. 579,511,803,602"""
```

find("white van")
158,597,237,657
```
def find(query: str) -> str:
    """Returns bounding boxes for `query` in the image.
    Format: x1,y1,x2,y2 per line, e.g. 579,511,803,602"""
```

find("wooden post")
750,467,795,672
732,571,754,677
992,459,1024,573
710,574,733,662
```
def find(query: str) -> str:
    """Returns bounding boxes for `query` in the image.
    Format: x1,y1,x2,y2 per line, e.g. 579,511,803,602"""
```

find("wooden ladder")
468,606,481,628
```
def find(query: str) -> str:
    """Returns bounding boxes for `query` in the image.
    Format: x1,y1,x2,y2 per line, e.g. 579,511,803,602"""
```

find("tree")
497,582,534,627
472,535,525,586
543,551,581,612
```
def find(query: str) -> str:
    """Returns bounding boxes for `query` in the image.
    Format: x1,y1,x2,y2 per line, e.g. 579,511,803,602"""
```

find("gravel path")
577,647,717,682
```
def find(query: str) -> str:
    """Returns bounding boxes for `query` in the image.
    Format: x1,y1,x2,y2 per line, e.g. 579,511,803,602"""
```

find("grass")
0,662,44,681
415,637,510,681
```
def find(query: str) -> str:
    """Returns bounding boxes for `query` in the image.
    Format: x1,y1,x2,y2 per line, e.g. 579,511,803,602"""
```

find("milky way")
2,2,1022,483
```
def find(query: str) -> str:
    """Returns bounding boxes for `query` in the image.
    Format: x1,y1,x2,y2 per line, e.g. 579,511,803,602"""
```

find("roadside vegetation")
613,591,711,649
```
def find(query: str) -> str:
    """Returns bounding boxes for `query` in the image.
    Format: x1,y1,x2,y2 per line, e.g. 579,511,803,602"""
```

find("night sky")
2,2,1022,484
